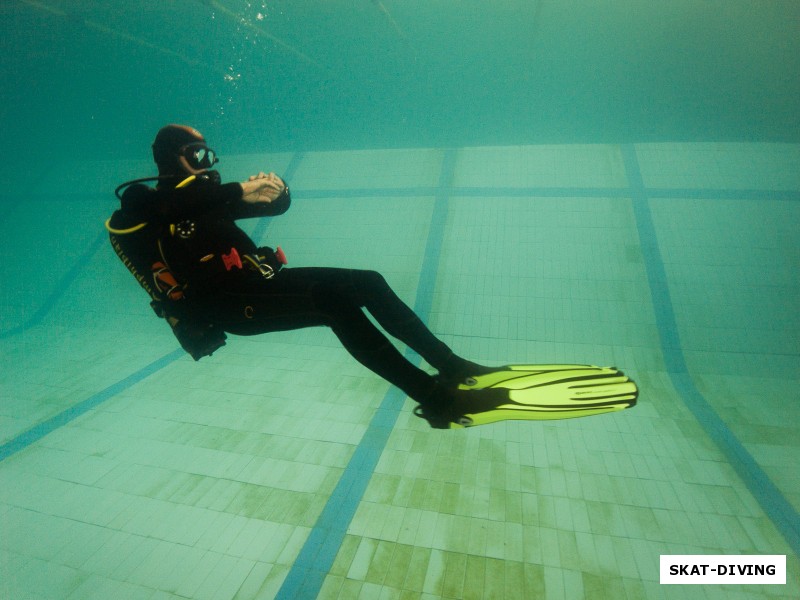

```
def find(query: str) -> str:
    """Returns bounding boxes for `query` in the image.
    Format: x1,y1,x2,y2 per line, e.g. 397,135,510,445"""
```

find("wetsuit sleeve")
229,186,291,220
120,182,243,221
120,180,290,222
159,182,245,220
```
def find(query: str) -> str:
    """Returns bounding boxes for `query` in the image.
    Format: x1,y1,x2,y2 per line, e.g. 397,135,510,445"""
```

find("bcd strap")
242,246,288,279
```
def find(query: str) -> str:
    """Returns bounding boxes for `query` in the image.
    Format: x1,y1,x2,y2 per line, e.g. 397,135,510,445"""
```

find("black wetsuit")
108,174,472,405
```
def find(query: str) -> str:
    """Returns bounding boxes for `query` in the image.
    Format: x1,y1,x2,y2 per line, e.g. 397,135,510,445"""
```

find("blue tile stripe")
0,349,184,462
0,229,106,340
621,143,800,557
289,186,800,201
274,148,458,599
645,188,800,201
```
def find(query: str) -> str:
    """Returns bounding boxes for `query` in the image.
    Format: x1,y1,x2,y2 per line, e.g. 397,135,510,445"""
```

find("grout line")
0,229,106,339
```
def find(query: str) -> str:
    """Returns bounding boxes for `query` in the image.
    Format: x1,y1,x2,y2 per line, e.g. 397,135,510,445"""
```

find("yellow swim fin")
449,364,638,428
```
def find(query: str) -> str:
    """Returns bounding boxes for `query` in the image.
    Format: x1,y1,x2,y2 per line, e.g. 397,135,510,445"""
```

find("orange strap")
152,261,184,300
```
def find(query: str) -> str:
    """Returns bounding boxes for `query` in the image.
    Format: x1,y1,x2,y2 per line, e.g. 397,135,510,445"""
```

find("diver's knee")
357,269,388,293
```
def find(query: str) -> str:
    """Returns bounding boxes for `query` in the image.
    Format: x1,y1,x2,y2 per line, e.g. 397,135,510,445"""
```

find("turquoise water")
3,1,799,164
1,2,799,599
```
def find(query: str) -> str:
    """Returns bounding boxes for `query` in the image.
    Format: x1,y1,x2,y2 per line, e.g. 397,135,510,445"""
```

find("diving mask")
179,143,219,171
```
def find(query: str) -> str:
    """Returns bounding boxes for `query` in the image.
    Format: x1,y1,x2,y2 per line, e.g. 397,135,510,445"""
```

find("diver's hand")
241,172,286,203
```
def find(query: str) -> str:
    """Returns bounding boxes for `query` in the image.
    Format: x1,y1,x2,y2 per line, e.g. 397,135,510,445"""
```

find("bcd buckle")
243,254,276,279
253,261,275,279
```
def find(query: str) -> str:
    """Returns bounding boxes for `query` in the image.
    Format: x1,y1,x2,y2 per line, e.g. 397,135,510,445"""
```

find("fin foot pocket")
414,388,508,429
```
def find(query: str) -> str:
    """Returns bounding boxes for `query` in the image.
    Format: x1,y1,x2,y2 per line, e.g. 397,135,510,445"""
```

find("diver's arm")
232,172,291,218
123,175,289,221
141,182,245,221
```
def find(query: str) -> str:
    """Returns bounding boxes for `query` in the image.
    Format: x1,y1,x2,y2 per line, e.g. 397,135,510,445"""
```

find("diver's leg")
197,267,505,427
340,269,488,381
309,285,441,402
202,268,441,404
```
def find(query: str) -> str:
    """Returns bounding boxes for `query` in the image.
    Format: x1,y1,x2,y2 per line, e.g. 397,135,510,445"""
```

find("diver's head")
152,124,219,178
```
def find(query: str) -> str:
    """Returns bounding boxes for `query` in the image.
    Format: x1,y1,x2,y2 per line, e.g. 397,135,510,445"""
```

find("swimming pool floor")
1,142,798,598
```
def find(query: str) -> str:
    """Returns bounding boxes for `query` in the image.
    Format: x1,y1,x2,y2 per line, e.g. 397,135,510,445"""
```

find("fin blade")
460,364,617,390
459,403,626,427
453,364,638,426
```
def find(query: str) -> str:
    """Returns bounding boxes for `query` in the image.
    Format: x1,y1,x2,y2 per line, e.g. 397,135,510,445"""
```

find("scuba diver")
107,124,504,429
